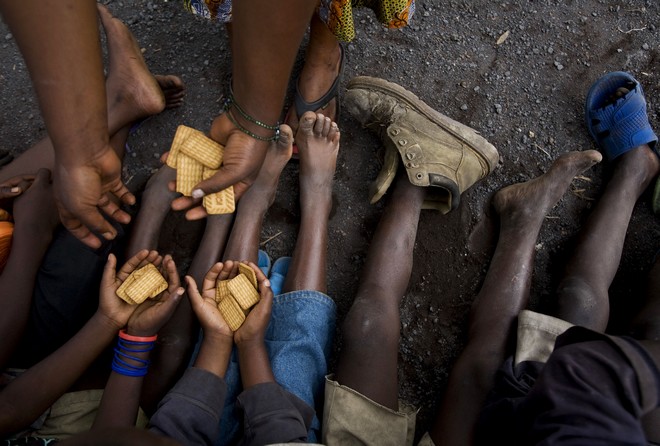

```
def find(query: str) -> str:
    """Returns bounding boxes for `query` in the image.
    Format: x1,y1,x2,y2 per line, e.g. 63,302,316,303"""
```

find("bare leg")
556,145,660,330
283,112,339,293
222,126,294,262
285,14,342,135
335,173,426,410
0,5,184,182
430,150,602,446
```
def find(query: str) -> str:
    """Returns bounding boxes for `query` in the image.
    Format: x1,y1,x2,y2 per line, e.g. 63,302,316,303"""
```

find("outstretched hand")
234,261,273,346
170,113,269,220
54,148,135,249
97,249,164,331
127,254,184,337
186,261,235,341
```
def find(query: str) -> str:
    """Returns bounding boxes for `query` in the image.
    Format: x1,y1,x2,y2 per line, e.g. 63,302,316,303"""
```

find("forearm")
0,227,54,367
93,349,150,430
237,341,275,388
193,335,233,378
0,312,118,435
0,0,109,164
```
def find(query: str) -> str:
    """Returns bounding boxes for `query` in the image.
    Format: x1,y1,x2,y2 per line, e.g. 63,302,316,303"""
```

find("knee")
341,298,400,348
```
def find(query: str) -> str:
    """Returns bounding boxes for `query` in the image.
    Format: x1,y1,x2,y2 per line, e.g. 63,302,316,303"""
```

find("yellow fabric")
322,376,417,446
322,0,415,42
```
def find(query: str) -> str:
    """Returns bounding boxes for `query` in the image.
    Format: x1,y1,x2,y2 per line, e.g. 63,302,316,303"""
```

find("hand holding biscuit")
186,261,235,342
234,261,273,347
98,249,164,330
127,255,184,337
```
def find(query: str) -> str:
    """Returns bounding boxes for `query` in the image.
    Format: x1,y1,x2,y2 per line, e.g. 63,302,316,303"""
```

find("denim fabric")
209,290,337,446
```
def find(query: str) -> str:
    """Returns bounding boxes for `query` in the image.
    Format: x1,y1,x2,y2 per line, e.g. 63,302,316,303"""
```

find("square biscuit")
218,296,246,331
227,274,260,311
179,131,224,169
203,185,235,215
167,125,199,168
238,262,258,289
175,153,204,196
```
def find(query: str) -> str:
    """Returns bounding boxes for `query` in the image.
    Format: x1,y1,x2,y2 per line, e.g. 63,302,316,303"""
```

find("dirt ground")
1,0,659,439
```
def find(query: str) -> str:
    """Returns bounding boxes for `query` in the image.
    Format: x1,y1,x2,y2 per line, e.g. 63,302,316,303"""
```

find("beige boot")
345,76,499,213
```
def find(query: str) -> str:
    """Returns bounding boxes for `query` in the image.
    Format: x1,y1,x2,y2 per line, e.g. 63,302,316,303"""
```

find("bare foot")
237,125,294,213
98,4,185,124
285,42,342,138
127,166,178,256
493,150,602,228
297,111,340,210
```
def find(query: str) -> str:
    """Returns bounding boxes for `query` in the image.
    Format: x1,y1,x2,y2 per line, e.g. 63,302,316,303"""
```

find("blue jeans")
207,290,336,445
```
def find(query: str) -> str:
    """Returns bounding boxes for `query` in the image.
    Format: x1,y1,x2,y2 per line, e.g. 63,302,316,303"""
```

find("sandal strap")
293,44,345,117
586,72,658,161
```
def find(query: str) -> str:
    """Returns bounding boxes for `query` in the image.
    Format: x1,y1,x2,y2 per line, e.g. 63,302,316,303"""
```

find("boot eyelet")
390,128,400,136
406,152,416,160
416,173,423,180
398,139,408,146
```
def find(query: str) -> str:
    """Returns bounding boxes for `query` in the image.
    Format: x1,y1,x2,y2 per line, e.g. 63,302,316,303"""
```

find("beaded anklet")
223,88,280,142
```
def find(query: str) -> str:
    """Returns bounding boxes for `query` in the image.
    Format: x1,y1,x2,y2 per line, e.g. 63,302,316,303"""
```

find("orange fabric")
0,221,14,272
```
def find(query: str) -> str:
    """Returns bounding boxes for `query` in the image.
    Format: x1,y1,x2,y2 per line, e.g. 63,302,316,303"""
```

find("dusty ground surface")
1,0,659,439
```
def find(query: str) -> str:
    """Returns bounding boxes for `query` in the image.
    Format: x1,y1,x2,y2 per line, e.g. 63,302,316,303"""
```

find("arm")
233,263,313,445
0,249,164,436
93,255,183,430
0,1,135,249
147,266,235,445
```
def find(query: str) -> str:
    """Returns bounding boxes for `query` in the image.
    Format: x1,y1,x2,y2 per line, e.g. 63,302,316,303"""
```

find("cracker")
179,131,224,169
215,279,231,303
218,296,246,331
175,153,204,196
203,185,235,215
227,274,260,310
116,263,167,305
124,264,168,304
167,125,199,168
238,262,258,289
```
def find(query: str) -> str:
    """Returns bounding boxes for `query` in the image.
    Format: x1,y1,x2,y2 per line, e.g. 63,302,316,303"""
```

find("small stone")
494,104,503,114
642,43,650,50
461,104,468,111
4,33,12,41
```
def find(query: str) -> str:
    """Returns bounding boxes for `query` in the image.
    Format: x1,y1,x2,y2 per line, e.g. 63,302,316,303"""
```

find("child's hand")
0,173,35,200
97,250,163,330
187,261,234,343
126,255,184,337
234,261,273,347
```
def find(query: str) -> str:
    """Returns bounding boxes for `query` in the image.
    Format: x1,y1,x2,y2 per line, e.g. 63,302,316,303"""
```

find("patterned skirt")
183,0,415,42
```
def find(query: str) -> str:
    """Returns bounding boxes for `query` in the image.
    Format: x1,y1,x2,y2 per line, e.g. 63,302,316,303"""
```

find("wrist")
92,311,124,335
235,337,265,353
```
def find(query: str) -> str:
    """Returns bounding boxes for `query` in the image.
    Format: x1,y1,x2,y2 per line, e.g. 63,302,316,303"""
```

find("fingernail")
10,187,20,193
102,232,115,240
176,288,185,296
192,189,205,199
264,279,271,287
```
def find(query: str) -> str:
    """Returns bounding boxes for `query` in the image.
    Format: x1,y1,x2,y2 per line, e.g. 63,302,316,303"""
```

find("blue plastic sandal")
585,71,657,161
258,249,271,277
269,256,291,296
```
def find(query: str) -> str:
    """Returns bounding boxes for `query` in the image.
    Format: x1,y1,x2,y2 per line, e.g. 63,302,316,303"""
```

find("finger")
171,195,200,212
97,193,132,225
117,249,150,280
247,261,270,288
1,174,36,188
185,206,209,221
58,210,103,249
202,262,224,292
167,180,177,193
109,179,136,206
62,204,119,243
186,276,204,310
101,253,118,288
217,261,234,281
0,185,26,198
190,164,249,199
163,255,180,291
